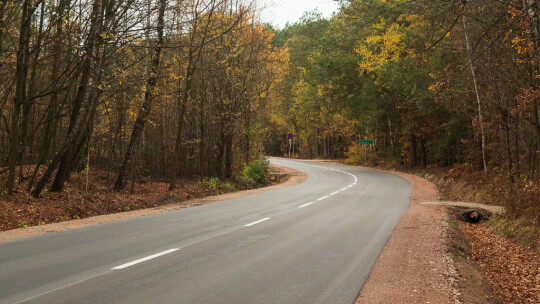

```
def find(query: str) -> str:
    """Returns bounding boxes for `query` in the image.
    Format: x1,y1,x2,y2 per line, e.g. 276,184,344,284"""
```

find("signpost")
288,133,294,158
359,139,374,165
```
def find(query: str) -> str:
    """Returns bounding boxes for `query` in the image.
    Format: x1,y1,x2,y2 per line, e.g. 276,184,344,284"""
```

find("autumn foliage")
265,0,539,227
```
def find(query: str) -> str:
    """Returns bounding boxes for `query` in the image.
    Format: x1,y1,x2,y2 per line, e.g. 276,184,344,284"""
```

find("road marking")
330,191,339,196
317,196,329,201
299,202,314,208
244,217,271,227
111,249,180,270
13,270,112,304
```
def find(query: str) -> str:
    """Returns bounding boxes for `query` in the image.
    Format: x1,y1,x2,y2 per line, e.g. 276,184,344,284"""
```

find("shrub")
221,182,234,191
344,143,363,165
243,157,270,184
201,177,220,192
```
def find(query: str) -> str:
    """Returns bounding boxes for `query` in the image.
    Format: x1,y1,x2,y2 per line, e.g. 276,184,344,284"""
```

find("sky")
259,0,340,29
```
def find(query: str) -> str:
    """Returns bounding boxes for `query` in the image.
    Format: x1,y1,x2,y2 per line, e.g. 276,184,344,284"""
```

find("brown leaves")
460,222,540,303
0,166,251,232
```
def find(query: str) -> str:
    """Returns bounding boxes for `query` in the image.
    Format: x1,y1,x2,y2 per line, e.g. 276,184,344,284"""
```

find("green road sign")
359,140,374,145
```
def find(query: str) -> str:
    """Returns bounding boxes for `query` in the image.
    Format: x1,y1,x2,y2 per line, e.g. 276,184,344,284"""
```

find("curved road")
0,158,411,304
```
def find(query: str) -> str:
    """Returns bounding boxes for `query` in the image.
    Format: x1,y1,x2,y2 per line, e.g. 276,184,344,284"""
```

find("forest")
0,0,538,222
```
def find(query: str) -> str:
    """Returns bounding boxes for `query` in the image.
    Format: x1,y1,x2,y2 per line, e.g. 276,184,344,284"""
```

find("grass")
440,188,449,201
488,216,538,247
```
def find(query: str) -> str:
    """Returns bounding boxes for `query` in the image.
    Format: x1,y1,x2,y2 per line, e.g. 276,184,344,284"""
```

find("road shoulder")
0,165,306,242
356,169,456,303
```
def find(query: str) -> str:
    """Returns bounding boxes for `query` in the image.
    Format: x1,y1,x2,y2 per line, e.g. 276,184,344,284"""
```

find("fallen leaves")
0,166,265,232
460,222,540,303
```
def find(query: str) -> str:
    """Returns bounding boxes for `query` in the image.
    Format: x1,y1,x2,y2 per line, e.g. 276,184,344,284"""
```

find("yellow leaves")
356,22,406,72
355,13,426,73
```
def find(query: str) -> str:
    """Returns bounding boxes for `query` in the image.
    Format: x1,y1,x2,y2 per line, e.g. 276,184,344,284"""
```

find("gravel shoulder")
0,165,306,242
356,169,456,304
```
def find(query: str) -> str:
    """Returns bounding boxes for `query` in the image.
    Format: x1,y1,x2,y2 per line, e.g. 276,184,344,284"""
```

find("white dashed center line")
111,248,180,270
244,217,271,227
299,202,314,208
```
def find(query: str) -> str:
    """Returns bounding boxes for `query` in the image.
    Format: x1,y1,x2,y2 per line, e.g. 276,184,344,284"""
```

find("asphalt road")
0,158,411,304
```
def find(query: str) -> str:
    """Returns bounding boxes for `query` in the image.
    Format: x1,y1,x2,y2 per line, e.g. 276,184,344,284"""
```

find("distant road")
0,158,411,304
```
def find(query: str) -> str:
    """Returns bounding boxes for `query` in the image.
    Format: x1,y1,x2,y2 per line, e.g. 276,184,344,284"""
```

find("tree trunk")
170,2,216,189
532,99,539,179
49,0,123,192
199,93,206,176
28,0,71,190
410,133,417,168
32,0,105,197
115,0,166,191
6,0,35,194
514,100,520,182
245,114,250,164
0,0,7,63
522,0,540,179
19,2,45,182
462,14,487,172
504,106,514,183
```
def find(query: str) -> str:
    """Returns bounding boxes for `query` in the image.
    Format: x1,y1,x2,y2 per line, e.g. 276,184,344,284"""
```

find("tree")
115,0,167,191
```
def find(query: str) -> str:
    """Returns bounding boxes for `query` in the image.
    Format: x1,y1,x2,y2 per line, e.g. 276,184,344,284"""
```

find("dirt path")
356,169,456,304
0,165,306,242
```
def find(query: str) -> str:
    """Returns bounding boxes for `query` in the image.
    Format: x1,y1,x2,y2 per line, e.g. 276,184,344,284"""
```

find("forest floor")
0,164,305,241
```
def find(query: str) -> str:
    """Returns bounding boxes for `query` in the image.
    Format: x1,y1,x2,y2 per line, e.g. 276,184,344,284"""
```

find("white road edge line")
244,217,271,227
330,191,339,196
13,270,113,304
299,202,314,208
317,196,329,201
112,249,180,270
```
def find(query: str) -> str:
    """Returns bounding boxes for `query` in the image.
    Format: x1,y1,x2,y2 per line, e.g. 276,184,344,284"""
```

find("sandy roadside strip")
356,168,454,303
0,165,306,242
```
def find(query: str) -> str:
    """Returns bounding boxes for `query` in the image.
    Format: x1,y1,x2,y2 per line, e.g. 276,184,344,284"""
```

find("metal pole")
289,139,292,158
364,145,367,166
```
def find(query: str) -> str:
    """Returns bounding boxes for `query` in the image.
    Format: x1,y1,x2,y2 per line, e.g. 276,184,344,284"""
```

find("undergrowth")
443,164,539,247
243,157,270,184
488,216,538,248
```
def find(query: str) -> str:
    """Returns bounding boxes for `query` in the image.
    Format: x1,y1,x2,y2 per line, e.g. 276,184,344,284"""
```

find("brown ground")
446,207,503,304
0,165,306,242
460,222,540,304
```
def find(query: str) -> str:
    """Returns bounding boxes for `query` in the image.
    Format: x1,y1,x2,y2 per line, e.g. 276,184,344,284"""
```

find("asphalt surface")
0,158,412,304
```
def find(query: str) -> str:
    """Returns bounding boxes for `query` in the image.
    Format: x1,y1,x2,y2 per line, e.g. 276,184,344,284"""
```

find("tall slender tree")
115,0,167,191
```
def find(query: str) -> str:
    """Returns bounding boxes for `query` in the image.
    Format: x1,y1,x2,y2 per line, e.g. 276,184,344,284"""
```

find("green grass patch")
488,216,538,247
440,188,449,201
